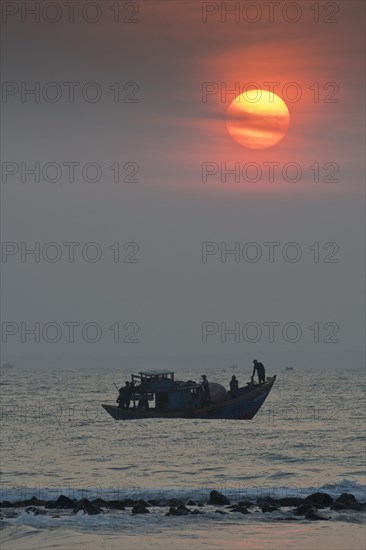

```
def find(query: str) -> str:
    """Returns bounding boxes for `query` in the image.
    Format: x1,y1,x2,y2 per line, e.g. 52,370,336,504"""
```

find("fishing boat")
102,370,276,420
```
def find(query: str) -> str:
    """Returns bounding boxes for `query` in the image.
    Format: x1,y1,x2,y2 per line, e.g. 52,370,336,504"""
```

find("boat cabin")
130,370,202,411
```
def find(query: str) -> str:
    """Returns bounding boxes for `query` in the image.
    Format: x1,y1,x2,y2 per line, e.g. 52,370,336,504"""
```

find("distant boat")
285,367,294,371
102,370,276,420
1,363,14,369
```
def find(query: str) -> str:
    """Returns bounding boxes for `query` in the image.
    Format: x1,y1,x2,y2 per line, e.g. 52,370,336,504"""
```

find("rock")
122,498,137,507
105,500,126,510
14,497,46,508
147,499,160,506
305,509,329,521
136,499,151,508
187,500,197,506
166,504,191,516
165,506,189,516
331,493,362,511
28,496,46,506
131,503,149,514
261,505,279,513
237,507,250,514
3,511,18,519
208,490,230,506
191,509,204,515
55,495,76,509
25,506,47,516
155,499,169,507
276,497,304,507
73,498,101,515
238,500,255,508
0,501,12,508
257,496,277,506
91,498,108,507
215,509,228,514
168,498,184,507
293,503,315,516
177,504,191,515
305,492,333,508
229,505,250,514
44,501,57,509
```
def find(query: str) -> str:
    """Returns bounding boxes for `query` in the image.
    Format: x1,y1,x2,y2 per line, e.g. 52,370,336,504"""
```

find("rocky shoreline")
1,490,365,522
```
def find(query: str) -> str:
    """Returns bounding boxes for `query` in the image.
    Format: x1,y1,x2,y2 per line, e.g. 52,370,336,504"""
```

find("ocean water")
1,364,365,549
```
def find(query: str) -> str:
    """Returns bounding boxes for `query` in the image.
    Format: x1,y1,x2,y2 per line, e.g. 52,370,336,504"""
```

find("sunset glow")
226,89,290,149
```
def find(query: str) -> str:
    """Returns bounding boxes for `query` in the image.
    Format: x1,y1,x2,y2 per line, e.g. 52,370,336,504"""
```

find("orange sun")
226,89,290,149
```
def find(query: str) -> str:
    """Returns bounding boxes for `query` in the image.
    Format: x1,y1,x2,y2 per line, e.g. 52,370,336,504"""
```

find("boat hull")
102,376,276,420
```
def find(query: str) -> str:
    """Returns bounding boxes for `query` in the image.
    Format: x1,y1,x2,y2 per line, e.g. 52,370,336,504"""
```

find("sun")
226,89,290,149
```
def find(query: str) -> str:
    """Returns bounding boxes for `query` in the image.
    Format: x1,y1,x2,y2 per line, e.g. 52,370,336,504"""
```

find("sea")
1,363,365,549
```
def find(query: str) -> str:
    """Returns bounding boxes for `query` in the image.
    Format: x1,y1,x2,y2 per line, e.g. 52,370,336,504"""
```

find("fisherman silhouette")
200,374,211,403
229,375,239,397
116,381,132,409
252,360,266,384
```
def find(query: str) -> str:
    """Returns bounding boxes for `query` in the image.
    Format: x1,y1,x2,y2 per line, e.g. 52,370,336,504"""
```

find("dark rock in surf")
229,504,251,514
261,504,279,513
168,498,184,507
276,497,304,507
121,498,137,507
55,495,76,509
305,492,333,508
165,505,189,516
237,507,251,514
238,500,255,508
293,503,316,516
25,506,47,516
2,511,18,519
14,497,46,508
147,499,160,506
215,509,228,514
208,490,230,505
73,498,101,515
91,498,109,507
305,509,329,521
136,499,151,508
256,497,278,507
132,503,150,514
105,500,126,510
331,493,362,511
44,501,57,509
0,501,12,508
191,508,204,515
178,504,191,513
28,496,46,506
187,500,197,506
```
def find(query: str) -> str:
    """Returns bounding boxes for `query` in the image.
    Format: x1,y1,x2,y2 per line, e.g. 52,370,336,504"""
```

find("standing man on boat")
252,360,266,384
200,375,211,404
229,375,239,397
116,381,133,409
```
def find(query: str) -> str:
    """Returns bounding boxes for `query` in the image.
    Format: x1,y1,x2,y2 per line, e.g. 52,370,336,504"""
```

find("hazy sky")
1,1,365,369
